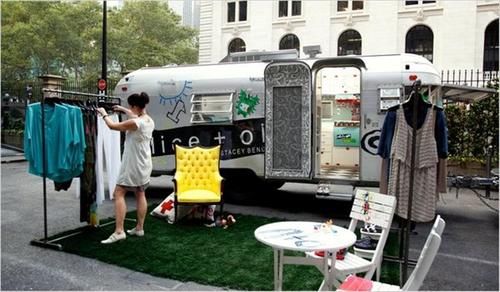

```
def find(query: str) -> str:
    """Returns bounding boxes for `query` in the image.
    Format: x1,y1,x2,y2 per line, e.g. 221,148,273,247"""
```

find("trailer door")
264,61,312,180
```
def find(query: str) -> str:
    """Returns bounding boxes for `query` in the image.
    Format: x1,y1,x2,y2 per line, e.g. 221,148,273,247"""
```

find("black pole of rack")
402,79,421,282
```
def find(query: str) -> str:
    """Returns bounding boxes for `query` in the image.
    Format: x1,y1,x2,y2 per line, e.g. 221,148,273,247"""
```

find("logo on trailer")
361,129,380,156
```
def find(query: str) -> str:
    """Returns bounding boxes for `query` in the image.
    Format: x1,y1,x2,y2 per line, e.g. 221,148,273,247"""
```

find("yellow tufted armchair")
173,145,224,223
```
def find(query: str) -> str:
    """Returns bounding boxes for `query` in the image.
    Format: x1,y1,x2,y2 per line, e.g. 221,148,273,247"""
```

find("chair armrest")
220,177,225,198
172,177,178,194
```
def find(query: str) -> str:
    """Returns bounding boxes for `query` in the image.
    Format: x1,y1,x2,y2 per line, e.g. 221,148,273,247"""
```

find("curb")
1,157,27,164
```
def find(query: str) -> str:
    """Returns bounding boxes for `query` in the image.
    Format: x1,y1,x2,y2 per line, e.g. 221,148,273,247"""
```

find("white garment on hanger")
96,114,122,204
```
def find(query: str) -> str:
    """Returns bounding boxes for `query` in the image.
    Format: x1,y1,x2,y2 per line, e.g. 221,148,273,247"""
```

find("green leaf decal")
236,89,260,118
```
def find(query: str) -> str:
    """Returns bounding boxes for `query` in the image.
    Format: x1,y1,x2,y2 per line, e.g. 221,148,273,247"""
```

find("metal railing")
441,69,499,88
1,79,119,102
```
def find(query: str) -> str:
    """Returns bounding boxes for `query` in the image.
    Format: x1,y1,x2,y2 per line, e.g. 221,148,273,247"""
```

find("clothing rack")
30,88,122,251
402,80,422,283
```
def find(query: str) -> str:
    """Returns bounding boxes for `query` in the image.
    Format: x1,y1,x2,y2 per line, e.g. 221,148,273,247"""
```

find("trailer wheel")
262,180,285,190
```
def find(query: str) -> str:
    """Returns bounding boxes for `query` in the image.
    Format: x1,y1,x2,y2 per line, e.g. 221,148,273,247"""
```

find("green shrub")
446,78,499,164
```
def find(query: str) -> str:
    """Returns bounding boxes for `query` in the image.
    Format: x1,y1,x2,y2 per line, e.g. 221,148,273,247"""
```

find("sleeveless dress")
387,107,439,222
116,116,155,189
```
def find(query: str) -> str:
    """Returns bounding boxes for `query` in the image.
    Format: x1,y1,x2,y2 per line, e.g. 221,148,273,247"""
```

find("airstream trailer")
113,53,493,200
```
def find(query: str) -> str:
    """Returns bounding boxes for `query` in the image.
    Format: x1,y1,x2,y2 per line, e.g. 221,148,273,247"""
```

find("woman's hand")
113,105,127,113
96,107,107,117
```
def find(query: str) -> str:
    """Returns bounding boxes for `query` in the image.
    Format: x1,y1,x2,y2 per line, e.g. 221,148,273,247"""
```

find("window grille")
338,30,362,56
405,25,434,63
228,38,246,54
279,34,300,56
483,19,499,72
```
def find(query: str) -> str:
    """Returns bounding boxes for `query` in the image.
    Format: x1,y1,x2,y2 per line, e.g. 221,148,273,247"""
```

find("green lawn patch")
49,208,399,290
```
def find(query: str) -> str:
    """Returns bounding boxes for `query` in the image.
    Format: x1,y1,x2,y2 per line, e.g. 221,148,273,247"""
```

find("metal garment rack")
30,88,122,251
401,80,423,283
377,81,425,281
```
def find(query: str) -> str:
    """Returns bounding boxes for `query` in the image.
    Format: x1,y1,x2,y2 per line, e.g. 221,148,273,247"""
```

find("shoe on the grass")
101,232,126,244
126,227,144,237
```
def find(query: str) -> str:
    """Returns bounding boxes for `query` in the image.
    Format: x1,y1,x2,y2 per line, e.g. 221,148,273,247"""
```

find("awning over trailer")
442,84,497,103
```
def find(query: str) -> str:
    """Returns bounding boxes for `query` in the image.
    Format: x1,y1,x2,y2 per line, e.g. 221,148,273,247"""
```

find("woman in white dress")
97,92,155,244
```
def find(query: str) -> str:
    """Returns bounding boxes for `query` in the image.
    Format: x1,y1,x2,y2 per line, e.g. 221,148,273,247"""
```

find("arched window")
228,38,246,54
405,25,434,63
483,19,499,71
338,30,362,56
279,34,300,54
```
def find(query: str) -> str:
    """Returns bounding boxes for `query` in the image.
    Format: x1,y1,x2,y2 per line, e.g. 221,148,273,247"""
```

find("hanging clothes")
79,109,98,224
95,114,122,204
24,102,86,182
377,105,448,222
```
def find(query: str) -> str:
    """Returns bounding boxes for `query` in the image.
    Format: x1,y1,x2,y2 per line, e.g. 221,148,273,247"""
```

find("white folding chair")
307,189,397,284
339,215,446,291
401,215,445,291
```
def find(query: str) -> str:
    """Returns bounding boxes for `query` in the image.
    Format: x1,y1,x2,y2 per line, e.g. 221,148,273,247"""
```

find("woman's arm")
97,107,138,132
113,105,138,118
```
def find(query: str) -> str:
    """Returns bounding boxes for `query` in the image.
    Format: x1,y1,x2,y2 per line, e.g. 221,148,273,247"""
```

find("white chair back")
349,189,397,230
432,215,446,237
347,189,397,279
402,216,445,291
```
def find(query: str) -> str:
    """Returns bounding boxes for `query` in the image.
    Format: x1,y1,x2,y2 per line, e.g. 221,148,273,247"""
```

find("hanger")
402,80,431,107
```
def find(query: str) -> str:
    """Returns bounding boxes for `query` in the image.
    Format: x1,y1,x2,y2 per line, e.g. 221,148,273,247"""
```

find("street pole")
102,0,107,97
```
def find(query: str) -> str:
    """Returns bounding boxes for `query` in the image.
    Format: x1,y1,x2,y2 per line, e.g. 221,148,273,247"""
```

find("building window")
484,19,499,71
228,38,246,54
279,34,300,54
405,25,433,63
227,1,247,23
278,0,302,18
239,1,247,21
405,0,436,5
337,0,364,12
338,30,362,56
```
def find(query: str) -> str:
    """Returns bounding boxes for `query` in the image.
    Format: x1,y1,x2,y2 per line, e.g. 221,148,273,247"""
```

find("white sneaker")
101,232,126,244
126,227,144,237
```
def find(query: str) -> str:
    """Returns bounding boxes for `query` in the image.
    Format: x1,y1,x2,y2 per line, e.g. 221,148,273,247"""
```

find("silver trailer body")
114,54,447,187
114,61,269,177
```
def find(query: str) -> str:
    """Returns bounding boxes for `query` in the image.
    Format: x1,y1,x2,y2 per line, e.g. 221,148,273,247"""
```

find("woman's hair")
127,92,150,109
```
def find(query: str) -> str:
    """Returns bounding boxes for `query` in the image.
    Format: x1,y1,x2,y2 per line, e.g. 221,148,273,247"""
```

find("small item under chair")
361,223,382,234
127,227,144,237
101,232,126,244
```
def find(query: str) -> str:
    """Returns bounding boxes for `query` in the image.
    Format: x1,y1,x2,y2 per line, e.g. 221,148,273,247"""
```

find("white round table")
255,221,357,291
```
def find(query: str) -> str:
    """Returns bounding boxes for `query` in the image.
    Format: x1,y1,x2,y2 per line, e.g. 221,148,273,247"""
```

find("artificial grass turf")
49,208,400,291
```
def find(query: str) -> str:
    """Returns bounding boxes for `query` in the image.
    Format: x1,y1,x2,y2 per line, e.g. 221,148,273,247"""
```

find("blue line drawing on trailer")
159,80,193,106
166,100,186,124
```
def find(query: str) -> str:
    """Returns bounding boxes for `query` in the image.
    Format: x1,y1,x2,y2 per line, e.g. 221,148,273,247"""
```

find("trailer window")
190,93,234,124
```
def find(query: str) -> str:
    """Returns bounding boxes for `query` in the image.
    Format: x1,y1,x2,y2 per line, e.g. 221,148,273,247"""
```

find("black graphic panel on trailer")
151,118,265,160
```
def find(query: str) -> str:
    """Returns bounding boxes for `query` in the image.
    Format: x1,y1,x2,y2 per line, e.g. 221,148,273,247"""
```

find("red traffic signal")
98,79,107,91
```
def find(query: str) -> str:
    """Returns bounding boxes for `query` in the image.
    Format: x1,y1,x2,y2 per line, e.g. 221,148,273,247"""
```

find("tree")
107,1,198,78
1,0,198,84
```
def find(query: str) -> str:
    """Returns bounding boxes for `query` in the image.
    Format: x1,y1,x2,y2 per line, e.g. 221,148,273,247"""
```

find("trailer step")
315,192,353,201
315,183,354,201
